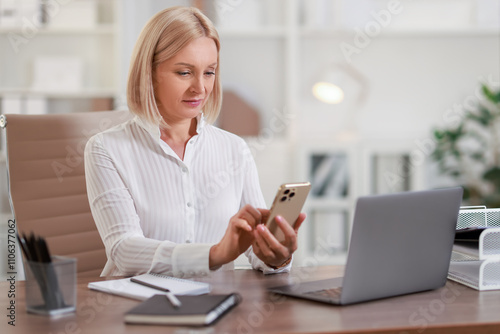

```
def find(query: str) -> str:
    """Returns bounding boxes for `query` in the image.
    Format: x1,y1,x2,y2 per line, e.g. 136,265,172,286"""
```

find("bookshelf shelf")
0,0,120,114
0,24,116,35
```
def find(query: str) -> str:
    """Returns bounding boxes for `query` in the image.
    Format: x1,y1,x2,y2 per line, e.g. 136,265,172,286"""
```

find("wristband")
268,256,292,270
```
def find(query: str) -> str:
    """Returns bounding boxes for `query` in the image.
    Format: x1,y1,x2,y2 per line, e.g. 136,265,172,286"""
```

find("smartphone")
265,182,311,243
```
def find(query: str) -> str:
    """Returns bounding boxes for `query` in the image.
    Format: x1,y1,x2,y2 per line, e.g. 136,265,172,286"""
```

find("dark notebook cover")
454,227,489,245
124,293,241,326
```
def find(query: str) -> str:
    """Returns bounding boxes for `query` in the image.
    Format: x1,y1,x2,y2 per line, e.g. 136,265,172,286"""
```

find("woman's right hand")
209,204,262,269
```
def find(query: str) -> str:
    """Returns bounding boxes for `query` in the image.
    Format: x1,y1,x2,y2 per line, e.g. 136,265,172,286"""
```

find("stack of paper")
88,273,211,301
448,226,500,291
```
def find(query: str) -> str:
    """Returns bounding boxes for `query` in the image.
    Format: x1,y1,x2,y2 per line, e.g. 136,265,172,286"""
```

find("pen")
130,278,182,308
18,232,66,309
17,234,31,261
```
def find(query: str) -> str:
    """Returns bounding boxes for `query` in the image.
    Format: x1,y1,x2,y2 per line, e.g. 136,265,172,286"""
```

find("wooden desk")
2,266,500,334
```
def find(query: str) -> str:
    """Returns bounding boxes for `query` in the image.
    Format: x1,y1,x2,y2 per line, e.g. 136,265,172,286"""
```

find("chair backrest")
1,110,132,277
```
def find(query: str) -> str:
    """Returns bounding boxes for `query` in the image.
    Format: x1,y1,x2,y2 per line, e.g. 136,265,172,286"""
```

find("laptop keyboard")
303,287,342,301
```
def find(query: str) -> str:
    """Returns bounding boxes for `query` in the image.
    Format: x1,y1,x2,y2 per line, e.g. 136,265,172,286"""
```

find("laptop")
269,187,463,305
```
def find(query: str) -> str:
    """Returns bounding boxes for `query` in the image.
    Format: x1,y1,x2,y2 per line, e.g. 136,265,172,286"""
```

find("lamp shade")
312,81,345,104
311,62,368,107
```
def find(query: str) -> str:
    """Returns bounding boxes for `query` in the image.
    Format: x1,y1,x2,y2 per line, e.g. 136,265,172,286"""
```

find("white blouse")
84,113,291,277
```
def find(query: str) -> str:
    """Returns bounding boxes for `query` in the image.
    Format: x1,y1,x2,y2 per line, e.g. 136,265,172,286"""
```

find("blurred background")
0,0,498,271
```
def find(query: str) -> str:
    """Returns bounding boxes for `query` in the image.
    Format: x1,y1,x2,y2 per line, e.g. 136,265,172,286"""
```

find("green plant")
432,83,500,207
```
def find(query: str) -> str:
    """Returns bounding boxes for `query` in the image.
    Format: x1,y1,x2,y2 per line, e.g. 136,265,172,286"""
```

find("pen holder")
25,256,77,316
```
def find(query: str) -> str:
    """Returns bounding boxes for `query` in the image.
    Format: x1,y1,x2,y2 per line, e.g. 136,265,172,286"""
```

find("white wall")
299,35,499,139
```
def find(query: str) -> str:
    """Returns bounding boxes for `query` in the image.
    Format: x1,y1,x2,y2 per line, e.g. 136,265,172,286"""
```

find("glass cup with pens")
17,232,77,316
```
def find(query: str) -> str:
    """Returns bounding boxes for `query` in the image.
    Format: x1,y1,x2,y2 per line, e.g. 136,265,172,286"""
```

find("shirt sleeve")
85,135,213,277
238,141,293,274
246,246,293,274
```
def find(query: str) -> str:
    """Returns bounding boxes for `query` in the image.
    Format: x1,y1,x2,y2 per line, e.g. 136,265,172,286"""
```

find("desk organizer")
448,206,500,291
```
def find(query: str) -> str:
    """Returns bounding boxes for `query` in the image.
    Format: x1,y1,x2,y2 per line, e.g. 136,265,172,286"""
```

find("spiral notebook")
88,273,211,301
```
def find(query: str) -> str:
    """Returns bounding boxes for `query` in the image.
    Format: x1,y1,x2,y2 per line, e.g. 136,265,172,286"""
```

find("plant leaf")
483,167,500,186
483,84,500,104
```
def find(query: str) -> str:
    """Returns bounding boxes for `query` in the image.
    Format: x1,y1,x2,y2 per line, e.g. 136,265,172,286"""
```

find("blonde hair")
127,6,222,128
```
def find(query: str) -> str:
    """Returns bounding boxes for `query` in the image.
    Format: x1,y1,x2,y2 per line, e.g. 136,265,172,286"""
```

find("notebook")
454,226,489,244
124,293,241,326
269,187,463,305
88,273,211,301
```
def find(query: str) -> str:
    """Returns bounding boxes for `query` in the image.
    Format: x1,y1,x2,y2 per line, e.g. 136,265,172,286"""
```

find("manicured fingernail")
258,224,266,232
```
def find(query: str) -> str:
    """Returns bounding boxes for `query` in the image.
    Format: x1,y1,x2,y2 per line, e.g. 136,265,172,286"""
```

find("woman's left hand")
252,209,306,268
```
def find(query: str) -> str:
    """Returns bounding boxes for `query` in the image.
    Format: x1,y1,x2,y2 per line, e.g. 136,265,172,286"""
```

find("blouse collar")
134,113,206,144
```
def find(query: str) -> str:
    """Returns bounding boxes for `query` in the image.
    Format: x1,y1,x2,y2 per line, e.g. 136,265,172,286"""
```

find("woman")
84,6,305,277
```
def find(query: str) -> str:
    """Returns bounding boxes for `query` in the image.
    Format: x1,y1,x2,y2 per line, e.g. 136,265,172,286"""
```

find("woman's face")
154,37,218,125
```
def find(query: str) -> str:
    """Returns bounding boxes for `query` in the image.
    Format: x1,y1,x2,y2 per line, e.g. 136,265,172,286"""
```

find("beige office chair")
0,110,132,277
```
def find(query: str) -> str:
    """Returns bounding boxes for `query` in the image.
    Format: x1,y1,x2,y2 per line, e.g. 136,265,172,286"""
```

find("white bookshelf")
0,1,121,279
0,24,116,35
0,0,121,114
0,88,118,99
